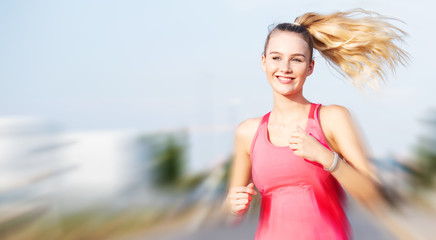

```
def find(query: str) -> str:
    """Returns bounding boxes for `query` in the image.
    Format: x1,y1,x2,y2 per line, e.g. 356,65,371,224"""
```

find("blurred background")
1,0,435,239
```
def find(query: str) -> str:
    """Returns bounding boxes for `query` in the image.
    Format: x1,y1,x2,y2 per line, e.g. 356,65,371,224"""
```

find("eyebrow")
268,51,306,57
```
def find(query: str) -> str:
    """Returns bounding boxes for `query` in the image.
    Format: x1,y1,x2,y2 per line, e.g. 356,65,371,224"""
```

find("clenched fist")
227,183,258,216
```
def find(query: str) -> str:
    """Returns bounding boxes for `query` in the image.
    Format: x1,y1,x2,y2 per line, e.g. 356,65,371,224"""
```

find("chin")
275,89,298,96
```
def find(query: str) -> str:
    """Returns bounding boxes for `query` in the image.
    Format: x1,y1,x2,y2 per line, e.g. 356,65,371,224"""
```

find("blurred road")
144,199,398,240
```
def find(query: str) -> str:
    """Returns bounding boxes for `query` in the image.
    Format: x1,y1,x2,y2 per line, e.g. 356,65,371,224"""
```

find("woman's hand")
227,183,257,216
288,125,330,164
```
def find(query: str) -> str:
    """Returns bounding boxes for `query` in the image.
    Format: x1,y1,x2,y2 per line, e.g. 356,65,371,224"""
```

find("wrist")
319,148,334,168
324,151,340,172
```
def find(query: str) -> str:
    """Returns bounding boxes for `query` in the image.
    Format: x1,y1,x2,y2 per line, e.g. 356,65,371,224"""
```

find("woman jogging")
225,9,408,239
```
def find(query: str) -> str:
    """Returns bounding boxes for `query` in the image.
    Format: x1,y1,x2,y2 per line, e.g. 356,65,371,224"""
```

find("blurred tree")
138,130,188,190
411,109,436,188
152,136,184,187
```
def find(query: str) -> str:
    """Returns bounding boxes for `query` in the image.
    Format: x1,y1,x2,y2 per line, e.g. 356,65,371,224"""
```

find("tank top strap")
250,112,271,157
307,103,330,151
308,102,322,120
310,103,322,121
308,103,316,119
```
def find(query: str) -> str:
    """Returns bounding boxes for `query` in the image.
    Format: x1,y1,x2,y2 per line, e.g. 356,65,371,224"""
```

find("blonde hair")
265,9,409,89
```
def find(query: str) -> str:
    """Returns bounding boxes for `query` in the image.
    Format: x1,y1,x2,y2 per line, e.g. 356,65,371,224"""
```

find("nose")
280,60,292,73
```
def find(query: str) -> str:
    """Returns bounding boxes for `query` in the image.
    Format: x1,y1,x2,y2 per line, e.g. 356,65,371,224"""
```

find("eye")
292,58,303,62
272,56,281,61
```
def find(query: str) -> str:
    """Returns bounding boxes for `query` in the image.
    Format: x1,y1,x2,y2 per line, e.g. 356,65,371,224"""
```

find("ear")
307,59,315,76
261,54,266,72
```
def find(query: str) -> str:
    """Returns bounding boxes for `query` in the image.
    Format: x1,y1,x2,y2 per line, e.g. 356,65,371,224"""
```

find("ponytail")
294,9,409,89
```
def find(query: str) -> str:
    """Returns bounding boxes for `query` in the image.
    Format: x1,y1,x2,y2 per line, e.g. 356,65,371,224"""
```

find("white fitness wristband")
324,151,339,172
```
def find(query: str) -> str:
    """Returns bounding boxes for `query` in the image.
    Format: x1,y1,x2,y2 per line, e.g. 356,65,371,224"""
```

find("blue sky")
0,0,435,158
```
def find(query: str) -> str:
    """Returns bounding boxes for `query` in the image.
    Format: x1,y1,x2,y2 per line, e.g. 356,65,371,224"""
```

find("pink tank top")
250,103,350,240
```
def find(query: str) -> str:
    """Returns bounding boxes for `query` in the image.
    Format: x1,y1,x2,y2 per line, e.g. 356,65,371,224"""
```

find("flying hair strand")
294,8,410,90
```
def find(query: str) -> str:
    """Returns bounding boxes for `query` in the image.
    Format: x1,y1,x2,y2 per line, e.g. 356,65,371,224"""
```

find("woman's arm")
319,105,383,207
289,105,383,208
224,118,259,216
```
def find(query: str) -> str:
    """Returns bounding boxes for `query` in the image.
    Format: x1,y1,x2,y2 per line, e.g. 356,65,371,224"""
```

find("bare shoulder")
318,104,353,148
235,117,262,152
319,104,351,120
236,117,262,139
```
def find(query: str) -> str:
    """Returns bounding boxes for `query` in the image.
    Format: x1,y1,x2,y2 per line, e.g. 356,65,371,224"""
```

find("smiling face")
261,31,314,97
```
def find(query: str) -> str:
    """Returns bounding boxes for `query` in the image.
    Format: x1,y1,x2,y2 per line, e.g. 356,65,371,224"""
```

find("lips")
276,75,295,84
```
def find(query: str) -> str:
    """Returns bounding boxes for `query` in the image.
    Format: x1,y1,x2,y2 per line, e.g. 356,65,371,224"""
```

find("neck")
271,91,310,121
